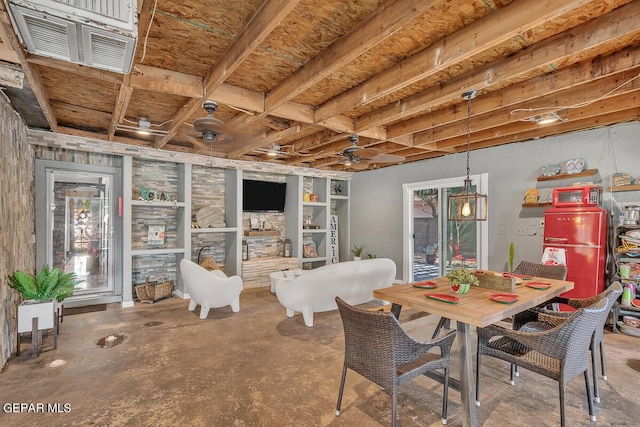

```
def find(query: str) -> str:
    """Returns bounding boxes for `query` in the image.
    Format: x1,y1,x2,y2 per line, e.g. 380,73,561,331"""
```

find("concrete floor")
1,287,640,426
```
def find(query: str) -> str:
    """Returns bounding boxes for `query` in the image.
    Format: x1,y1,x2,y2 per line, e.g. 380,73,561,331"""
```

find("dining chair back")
476,296,611,427
335,297,456,426
513,281,623,403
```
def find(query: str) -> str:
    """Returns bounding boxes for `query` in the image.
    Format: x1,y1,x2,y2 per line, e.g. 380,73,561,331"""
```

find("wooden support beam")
0,10,57,130
315,0,593,123
264,0,439,114
156,0,301,149
355,1,640,132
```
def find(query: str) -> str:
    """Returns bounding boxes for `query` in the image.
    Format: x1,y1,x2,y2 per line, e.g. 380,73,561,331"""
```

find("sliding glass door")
403,174,488,282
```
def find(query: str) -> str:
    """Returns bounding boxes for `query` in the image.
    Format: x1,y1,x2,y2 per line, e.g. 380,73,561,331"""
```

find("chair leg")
591,346,601,403
442,367,449,425
475,348,481,406
509,364,516,385
336,366,347,416
392,385,398,427
585,369,596,421
599,340,607,380
559,382,566,427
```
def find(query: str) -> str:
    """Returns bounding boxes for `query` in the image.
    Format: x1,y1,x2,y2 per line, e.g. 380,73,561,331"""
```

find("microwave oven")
552,185,601,207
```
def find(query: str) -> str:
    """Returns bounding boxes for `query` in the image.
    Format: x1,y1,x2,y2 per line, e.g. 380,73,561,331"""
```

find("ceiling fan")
191,101,231,142
340,134,405,170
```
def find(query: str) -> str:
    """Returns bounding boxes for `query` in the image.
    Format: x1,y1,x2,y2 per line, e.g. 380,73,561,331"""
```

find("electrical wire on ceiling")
137,0,159,66
123,117,173,127
510,72,640,118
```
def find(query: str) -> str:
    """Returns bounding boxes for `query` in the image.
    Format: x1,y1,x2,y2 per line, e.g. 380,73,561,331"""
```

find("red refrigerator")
543,206,608,299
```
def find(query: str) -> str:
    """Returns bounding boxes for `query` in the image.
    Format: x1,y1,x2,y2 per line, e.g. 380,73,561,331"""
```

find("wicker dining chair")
335,297,457,426
511,282,623,404
508,261,568,381
475,297,610,427
512,260,568,281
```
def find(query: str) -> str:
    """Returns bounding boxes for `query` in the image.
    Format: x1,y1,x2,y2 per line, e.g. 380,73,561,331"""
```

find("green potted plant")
351,244,365,261
367,252,378,259
8,265,79,334
446,268,479,294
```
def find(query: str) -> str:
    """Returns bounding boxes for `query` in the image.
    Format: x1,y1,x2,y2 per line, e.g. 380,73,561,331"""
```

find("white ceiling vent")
6,0,137,74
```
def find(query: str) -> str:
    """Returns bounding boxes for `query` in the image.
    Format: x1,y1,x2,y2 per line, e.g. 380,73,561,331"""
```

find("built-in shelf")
303,228,328,233
302,256,327,262
608,184,640,192
131,248,186,256
131,200,185,207
302,201,327,207
522,202,553,208
192,227,238,233
244,230,280,236
536,168,597,182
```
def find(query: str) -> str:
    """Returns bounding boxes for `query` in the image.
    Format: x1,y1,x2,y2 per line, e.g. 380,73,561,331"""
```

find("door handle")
545,237,568,243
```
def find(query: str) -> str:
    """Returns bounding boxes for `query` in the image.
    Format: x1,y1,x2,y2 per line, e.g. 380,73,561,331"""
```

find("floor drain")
627,359,640,373
144,321,163,327
97,334,125,348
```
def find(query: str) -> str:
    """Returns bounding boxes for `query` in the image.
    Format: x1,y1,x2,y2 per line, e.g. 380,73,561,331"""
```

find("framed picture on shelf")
148,225,165,246
303,240,317,258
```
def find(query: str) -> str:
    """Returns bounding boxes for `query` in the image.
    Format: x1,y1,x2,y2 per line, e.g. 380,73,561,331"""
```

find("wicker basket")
135,274,174,303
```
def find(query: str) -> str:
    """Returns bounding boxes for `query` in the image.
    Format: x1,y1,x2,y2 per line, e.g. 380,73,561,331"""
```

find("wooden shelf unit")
536,168,597,182
244,230,280,237
608,184,640,192
522,202,552,208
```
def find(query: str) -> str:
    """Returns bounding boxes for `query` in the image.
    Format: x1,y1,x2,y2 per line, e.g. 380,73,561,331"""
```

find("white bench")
274,258,396,327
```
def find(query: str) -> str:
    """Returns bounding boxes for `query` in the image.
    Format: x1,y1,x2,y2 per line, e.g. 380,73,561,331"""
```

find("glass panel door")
404,174,487,283
47,170,114,295
412,188,440,281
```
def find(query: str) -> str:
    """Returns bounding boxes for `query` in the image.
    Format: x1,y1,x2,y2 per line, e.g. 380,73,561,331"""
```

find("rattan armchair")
512,282,623,403
508,261,568,382
335,297,457,426
475,297,610,427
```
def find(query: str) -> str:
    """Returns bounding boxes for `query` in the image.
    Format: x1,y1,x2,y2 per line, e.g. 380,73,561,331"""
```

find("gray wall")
351,122,640,280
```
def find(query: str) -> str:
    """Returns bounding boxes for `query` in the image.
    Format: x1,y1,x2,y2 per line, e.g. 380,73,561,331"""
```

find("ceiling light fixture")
136,117,151,135
532,111,566,125
267,144,280,156
117,116,170,136
447,89,487,221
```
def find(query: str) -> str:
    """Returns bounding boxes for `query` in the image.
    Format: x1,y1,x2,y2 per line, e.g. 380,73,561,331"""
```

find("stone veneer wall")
0,95,35,368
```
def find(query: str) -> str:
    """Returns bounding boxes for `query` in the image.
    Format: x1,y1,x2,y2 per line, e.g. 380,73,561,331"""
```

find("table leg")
390,303,402,319
457,321,477,427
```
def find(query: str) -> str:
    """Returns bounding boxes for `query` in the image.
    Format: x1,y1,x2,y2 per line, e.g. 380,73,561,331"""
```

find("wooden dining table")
373,274,574,427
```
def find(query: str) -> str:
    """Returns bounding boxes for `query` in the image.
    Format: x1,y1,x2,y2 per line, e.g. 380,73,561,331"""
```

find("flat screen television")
242,179,287,212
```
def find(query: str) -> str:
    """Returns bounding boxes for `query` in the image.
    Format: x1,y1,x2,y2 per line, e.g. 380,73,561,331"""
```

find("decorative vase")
426,254,437,264
450,283,470,294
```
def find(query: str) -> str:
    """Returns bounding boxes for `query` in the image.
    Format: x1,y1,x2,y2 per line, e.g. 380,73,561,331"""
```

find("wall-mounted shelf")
608,184,640,192
244,230,280,237
522,202,552,208
536,168,597,182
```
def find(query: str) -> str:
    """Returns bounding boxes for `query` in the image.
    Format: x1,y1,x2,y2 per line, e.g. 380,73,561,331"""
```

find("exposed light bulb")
461,202,471,217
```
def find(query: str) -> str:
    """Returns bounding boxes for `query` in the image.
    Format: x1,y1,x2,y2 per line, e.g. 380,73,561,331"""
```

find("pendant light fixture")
447,89,488,221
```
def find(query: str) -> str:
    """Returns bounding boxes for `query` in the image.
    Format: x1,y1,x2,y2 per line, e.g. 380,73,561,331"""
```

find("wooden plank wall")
0,93,35,367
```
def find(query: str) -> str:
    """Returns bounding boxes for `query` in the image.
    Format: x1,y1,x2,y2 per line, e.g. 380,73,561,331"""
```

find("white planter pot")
353,256,361,261
18,300,56,333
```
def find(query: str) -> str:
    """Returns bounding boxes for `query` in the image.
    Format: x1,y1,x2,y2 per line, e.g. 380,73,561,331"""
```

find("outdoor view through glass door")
47,170,114,296
403,175,488,282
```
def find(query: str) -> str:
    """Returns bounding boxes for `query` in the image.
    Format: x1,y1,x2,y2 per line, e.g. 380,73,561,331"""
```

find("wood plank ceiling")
1,0,639,171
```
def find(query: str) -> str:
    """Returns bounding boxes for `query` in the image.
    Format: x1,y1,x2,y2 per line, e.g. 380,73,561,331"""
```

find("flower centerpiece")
446,268,479,294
